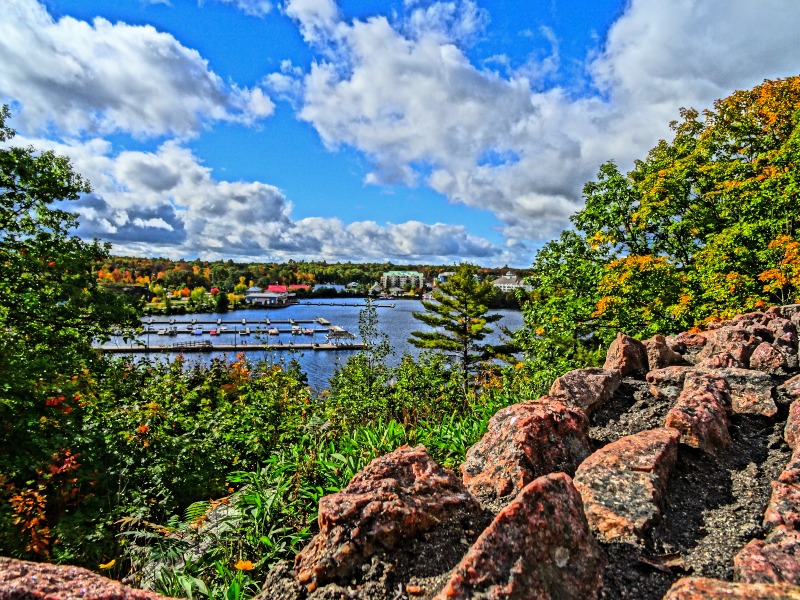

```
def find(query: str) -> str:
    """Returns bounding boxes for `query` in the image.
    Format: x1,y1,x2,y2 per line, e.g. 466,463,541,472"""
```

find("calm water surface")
111,299,524,392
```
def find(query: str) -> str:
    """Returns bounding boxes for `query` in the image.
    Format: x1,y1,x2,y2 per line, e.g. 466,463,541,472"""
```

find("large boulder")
548,368,622,415
461,398,591,500
0,557,174,600
435,473,604,600
665,372,732,454
573,427,681,541
294,445,477,591
764,452,800,532
603,332,649,378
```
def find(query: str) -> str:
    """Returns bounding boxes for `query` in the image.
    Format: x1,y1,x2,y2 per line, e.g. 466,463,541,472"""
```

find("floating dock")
99,341,364,354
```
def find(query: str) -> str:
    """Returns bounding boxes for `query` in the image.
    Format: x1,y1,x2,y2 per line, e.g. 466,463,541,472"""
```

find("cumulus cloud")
12,134,501,263
285,0,800,246
0,0,273,138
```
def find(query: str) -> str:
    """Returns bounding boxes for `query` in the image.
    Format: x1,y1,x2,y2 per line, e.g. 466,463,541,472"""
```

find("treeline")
95,256,527,294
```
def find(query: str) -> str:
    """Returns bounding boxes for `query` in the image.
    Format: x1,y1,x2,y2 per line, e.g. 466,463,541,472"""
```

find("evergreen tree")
409,263,501,391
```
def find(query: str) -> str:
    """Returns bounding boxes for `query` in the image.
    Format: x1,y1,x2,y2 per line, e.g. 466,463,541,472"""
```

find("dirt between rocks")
591,378,791,600
260,376,793,600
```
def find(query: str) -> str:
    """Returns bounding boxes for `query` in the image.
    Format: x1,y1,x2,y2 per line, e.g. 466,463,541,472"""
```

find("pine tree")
409,263,501,391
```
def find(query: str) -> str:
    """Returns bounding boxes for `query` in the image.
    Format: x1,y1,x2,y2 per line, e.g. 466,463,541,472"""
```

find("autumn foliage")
520,76,800,370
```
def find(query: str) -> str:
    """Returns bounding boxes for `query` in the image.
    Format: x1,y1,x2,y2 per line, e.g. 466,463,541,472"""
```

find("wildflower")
99,559,115,569
138,424,149,434
234,560,254,571
515,362,524,370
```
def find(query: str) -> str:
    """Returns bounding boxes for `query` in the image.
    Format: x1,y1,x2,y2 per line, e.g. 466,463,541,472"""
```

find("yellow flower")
235,560,254,571
99,559,115,569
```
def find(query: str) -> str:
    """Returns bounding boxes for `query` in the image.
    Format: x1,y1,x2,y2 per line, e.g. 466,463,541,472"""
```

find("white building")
492,272,532,293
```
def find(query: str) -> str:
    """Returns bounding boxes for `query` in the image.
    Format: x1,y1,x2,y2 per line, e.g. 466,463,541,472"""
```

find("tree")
326,298,392,426
409,263,501,391
0,105,138,499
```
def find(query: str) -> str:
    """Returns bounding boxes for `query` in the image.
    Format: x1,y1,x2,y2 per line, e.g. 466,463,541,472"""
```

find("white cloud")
286,0,800,246
0,0,273,138
11,134,501,263
401,0,489,45
283,0,340,44
210,0,272,17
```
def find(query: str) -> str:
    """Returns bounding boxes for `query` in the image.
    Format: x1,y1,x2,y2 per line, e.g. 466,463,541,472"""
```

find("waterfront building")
381,270,424,290
492,271,533,293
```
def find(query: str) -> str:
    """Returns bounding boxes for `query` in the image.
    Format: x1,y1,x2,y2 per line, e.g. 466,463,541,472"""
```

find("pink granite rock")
643,334,685,370
663,576,800,599
603,332,649,378
751,342,789,375
714,367,777,417
787,401,800,452
696,351,740,369
435,473,604,600
294,445,477,591
573,427,681,541
0,557,174,600
461,398,591,500
764,479,800,532
736,526,800,585
548,368,622,415
665,373,731,454
646,366,694,402
695,326,762,368
670,332,709,360
781,376,800,409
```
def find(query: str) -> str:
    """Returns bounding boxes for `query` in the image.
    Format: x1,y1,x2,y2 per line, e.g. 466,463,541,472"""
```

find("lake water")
110,299,524,392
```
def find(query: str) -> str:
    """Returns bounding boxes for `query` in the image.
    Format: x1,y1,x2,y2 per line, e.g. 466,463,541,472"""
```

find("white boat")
302,328,314,335
267,327,279,335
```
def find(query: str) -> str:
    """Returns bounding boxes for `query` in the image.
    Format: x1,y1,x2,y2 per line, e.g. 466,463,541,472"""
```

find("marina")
99,300,523,391
100,315,360,353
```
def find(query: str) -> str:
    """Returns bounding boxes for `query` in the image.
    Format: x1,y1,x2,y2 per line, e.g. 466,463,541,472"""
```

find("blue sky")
2,0,799,267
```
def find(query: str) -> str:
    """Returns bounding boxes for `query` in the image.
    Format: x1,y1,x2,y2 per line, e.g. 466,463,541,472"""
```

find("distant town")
94,257,533,314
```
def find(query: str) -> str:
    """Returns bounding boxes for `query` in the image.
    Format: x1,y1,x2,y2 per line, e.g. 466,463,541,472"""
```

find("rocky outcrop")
0,557,174,600
294,445,477,591
461,398,591,500
257,304,800,599
573,427,681,541
435,473,604,600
